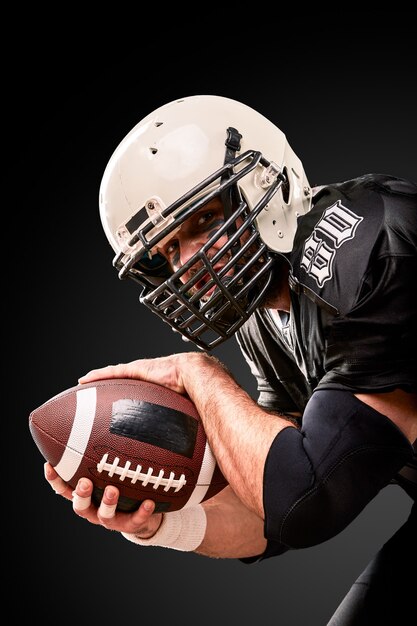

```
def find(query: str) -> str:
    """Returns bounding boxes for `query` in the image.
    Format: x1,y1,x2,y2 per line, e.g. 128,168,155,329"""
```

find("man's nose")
179,238,204,269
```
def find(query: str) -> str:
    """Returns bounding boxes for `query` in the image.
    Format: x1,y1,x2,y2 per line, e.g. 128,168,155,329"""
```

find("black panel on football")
110,399,198,458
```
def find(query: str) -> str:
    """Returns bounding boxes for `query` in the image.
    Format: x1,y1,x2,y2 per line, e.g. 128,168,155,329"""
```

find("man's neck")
265,287,291,313
262,264,291,312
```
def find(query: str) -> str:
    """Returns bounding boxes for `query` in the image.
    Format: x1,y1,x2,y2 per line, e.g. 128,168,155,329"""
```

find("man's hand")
78,352,201,395
44,462,163,538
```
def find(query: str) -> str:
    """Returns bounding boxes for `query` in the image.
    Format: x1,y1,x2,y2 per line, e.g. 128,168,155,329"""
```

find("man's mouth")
188,262,230,302
194,272,217,301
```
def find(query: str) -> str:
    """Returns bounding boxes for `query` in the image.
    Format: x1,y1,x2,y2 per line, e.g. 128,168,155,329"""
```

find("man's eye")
166,242,178,256
197,212,214,226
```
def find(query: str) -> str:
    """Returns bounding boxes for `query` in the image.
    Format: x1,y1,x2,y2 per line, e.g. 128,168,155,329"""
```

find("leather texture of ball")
29,378,227,512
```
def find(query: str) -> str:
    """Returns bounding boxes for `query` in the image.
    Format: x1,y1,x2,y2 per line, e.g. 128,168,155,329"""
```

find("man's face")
156,197,247,302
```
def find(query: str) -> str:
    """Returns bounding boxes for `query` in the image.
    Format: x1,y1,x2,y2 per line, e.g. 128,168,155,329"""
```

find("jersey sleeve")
291,174,417,394
319,253,417,392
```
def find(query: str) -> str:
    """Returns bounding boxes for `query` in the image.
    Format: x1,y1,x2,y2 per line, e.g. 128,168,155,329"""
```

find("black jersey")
236,173,417,415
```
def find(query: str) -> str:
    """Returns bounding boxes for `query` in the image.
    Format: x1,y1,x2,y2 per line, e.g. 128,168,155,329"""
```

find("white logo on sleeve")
301,201,363,286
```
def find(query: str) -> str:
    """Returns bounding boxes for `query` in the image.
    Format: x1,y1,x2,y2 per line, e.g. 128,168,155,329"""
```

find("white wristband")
121,505,207,552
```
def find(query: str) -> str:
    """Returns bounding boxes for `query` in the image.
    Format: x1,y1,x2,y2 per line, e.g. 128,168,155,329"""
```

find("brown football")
29,378,227,512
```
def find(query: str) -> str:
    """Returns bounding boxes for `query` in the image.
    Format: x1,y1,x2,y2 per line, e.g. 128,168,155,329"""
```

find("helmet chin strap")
220,127,243,241
203,127,255,328
207,126,254,326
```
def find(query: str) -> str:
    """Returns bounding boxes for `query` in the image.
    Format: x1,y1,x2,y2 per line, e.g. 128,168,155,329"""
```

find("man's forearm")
181,353,295,518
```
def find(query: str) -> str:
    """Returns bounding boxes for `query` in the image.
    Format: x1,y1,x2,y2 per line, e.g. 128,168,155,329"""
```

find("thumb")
78,362,141,384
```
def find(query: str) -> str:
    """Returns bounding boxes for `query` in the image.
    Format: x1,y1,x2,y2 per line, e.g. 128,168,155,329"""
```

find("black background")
14,34,415,625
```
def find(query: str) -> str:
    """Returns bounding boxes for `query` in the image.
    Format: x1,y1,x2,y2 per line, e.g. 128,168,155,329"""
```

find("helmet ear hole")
281,167,290,204
133,253,171,279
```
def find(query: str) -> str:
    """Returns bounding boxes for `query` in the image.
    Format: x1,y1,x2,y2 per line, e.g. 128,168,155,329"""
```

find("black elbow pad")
263,390,413,550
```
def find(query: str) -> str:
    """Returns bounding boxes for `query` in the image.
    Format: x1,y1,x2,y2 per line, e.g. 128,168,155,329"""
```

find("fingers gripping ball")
29,379,227,512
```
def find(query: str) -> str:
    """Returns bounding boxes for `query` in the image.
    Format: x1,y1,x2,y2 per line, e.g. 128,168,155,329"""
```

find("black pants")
326,501,415,625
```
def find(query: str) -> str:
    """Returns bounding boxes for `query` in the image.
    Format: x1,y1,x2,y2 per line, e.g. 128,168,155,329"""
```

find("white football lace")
96,453,187,492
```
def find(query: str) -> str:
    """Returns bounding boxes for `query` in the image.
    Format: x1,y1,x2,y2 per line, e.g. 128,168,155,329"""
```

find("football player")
45,95,416,624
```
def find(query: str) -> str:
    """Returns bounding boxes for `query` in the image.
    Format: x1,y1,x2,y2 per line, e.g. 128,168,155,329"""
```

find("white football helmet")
99,95,312,349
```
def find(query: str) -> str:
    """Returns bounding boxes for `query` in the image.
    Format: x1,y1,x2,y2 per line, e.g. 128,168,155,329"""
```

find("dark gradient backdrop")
16,41,415,625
